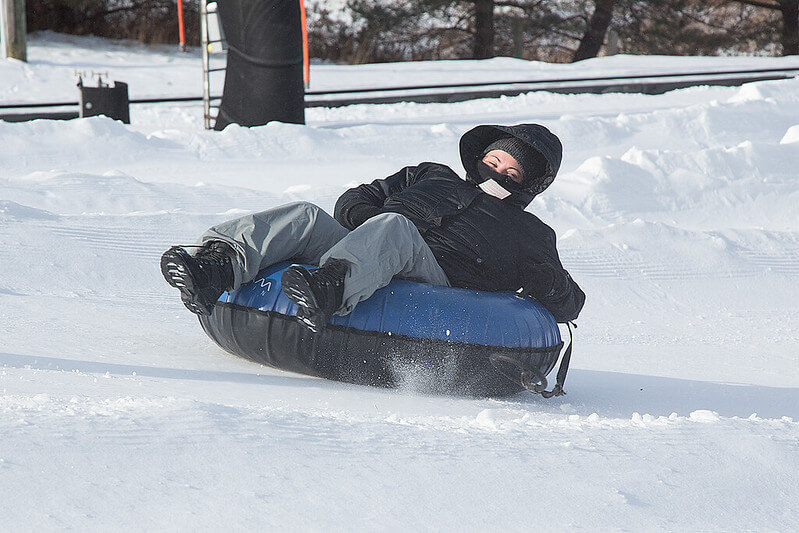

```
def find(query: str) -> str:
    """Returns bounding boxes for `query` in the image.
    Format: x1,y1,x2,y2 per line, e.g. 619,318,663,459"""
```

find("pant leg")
320,212,450,314
199,201,349,288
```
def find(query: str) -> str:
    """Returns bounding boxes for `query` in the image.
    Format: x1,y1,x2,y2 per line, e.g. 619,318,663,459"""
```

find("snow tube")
199,263,563,397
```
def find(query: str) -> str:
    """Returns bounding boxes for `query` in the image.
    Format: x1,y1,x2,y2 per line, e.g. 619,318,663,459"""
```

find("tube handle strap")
540,321,575,398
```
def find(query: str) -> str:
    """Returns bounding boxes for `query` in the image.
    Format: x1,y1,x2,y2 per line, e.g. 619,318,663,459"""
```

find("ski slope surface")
1,32,799,530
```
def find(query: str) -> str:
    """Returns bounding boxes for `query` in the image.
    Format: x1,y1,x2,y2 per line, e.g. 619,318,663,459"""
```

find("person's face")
482,150,523,184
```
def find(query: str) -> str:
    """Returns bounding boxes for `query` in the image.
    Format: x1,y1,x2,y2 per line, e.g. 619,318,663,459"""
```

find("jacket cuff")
348,204,382,228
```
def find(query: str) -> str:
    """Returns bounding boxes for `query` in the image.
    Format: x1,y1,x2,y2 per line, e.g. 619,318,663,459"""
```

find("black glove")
519,262,556,300
348,204,383,228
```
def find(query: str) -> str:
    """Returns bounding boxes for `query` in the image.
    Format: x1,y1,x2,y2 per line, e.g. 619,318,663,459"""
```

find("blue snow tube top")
199,262,563,397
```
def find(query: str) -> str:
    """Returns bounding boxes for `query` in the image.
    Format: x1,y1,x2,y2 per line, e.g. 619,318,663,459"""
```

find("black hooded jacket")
334,124,585,322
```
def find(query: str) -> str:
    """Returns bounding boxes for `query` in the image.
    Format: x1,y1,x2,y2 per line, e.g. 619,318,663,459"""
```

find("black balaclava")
482,136,548,185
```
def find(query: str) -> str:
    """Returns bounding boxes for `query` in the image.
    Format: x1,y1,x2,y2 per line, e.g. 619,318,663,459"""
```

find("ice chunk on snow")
689,410,721,423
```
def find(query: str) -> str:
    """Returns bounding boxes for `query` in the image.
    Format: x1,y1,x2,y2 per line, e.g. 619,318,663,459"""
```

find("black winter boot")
160,241,236,315
281,259,349,333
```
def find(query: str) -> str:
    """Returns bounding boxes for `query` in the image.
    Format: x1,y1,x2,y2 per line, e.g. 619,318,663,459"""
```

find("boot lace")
198,242,233,267
314,259,348,287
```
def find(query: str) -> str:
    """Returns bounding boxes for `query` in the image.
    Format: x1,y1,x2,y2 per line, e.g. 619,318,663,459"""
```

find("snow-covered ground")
2,32,799,530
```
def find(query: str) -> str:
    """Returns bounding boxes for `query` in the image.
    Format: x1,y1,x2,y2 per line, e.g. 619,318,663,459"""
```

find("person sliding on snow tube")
160,123,586,332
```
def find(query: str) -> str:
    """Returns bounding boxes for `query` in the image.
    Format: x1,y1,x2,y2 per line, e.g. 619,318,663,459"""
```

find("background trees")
26,0,199,45
22,0,794,61
729,0,798,55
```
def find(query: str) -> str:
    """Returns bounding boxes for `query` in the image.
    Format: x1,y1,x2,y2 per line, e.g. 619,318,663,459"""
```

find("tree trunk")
572,0,616,62
473,0,494,59
779,0,799,55
4,0,27,61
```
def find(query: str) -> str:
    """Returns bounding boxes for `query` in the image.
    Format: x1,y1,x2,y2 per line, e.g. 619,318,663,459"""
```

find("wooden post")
3,0,26,61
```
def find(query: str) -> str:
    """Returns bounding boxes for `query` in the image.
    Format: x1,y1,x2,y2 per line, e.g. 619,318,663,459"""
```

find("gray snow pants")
199,201,450,314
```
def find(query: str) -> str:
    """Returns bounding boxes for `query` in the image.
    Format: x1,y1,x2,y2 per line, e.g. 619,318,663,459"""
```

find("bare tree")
572,0,617,61
493,0,583,62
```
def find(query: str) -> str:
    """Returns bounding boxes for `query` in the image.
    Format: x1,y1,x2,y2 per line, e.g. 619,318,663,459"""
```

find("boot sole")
281,266,326,332
160,247,214,316
280,266,321,310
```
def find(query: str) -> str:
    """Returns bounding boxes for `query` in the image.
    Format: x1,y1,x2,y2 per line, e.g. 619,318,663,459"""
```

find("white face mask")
478,179,512,199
